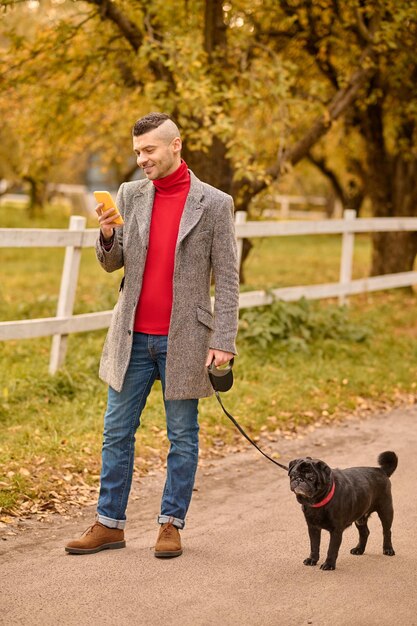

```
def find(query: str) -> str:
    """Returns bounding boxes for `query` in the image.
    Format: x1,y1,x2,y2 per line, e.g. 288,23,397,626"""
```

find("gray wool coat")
95,170,240,400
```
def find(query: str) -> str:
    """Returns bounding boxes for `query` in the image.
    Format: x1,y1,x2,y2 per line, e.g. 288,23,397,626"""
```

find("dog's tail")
378,451,398,477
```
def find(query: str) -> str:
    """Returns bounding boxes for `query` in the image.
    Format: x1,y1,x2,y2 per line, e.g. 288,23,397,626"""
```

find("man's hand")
205,349,234,368
96,203,123,241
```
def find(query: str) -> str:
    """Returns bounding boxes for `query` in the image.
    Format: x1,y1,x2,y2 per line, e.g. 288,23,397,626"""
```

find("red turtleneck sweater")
134,160,190,334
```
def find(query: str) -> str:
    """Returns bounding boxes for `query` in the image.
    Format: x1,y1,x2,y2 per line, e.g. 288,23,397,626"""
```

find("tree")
1,0,417,274
245,0,417,274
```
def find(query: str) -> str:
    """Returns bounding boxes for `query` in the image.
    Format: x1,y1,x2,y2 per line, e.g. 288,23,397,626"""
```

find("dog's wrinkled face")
288,457,332,503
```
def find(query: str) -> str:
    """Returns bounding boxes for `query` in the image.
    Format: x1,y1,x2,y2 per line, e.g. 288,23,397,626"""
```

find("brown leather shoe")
154,523,182,558
65,521,126,555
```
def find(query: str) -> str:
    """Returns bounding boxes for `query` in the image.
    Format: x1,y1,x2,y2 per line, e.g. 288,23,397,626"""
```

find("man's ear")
172,136,182,154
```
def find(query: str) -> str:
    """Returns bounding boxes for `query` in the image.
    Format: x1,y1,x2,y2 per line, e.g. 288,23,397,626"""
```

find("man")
65,112,239,558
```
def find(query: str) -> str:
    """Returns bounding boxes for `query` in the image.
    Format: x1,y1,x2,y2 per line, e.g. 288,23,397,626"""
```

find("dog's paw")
320,561,336,571
350,546,365,555
383,547,395,556
303,557,318,566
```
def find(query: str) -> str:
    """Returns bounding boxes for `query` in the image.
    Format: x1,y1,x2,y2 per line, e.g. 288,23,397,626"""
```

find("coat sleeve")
95,184,125,273
210,195,240,354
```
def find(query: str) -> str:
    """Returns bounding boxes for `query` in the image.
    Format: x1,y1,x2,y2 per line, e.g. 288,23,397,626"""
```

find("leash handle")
214,391,289,472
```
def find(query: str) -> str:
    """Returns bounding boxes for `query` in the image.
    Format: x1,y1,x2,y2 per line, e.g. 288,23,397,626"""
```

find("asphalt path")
1,405,416,626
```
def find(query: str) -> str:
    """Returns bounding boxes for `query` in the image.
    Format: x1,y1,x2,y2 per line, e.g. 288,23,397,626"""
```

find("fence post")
280,196,290,219
339,209,356,305
235,210,247,269
49,215,86,374
333,198,343,218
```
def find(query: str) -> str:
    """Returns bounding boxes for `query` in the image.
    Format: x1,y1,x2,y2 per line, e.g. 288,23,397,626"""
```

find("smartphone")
93,190,124,225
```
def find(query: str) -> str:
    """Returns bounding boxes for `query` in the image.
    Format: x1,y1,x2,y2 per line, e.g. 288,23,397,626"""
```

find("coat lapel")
133,180,155,246
132,170,204,248
177,171,205,245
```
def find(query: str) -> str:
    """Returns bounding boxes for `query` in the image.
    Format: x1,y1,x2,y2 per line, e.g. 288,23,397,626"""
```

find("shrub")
238,298,370,351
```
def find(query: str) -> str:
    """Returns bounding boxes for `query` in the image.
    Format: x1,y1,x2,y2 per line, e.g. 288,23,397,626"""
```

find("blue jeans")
97,333,199,530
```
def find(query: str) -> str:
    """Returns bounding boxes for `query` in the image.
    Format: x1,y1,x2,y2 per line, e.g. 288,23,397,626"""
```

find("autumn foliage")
1,0,417,271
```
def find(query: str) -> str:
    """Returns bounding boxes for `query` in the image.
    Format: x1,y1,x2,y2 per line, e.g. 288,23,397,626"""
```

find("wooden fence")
262,194,343,220
1,210,417,373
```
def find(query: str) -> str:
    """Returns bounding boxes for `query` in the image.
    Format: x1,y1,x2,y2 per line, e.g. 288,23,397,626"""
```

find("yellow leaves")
322,109,332,128
0,467,100,522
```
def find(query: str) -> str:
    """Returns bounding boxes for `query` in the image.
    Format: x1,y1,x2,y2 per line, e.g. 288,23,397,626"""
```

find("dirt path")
1,405,416,626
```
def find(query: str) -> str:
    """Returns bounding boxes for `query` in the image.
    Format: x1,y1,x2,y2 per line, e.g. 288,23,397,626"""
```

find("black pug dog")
288,451,397,570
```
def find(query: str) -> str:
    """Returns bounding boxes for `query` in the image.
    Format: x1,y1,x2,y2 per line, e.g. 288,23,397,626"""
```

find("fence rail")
1,210,417,373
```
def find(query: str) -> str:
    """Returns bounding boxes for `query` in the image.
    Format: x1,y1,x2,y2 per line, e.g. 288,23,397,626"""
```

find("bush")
238,298,370,351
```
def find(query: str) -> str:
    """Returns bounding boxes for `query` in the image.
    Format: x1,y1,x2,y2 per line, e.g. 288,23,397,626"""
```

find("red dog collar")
311,481,336,508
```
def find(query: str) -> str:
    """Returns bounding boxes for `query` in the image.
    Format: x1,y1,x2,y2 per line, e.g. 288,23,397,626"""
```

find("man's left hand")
205,349,234,368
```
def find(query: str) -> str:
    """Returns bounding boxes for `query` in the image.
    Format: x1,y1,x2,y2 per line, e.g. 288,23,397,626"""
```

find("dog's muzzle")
290,479,311,497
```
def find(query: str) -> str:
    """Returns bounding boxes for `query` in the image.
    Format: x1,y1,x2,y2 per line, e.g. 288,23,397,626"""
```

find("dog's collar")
311,481,336,508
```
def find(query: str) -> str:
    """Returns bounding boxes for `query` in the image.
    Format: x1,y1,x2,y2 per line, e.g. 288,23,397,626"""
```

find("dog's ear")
288,459,298,474
317,460,331,479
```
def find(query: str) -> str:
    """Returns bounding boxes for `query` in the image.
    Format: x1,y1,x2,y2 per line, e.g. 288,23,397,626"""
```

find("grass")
1,201,417,517
242,231,371,289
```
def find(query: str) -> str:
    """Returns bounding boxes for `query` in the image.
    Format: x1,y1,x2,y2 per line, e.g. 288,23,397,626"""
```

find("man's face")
133,127,182,180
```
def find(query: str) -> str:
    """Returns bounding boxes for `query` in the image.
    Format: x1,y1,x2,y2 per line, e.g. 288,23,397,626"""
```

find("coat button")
128,330,132,335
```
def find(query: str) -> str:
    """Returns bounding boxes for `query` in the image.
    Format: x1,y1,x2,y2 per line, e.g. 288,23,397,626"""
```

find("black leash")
207,358,288,472
212,390,289,471
207,359,288,471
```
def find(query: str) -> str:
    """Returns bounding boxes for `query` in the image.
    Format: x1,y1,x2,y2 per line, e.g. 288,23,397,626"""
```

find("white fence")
1,210,417,373
0,183,97,215
262,194,343,220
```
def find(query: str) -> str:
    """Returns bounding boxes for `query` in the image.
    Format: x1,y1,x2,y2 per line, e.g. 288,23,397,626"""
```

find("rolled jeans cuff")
158,515,184,530
97,513,126,530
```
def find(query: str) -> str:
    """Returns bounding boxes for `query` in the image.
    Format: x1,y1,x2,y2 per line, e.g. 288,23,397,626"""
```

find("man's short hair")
132,112,177,136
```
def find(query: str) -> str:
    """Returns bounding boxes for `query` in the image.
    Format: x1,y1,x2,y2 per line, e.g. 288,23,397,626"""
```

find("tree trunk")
371,232,417,275
184,0,253,281
182,140,253,283
355,89,417,275
182,136,234,195
370,171,417,274
23,176,47,217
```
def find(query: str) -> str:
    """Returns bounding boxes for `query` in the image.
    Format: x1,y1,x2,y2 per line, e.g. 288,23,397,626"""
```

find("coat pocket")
193,229,211,240
197,305,214,330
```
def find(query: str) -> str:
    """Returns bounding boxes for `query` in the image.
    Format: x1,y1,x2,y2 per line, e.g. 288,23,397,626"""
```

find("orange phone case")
93,191,124,225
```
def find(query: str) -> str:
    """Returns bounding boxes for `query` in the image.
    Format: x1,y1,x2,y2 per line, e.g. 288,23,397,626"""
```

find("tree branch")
204,0,227,59
307,151,365,213
83,0,143,51
304,0,340,89
277,53,375,173
83,0,174,86
306,152,345,203
353,7,376,44
235,49,375,209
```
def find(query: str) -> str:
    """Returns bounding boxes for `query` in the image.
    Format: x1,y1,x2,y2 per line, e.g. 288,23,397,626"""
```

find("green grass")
1,202,417,516
242,232,372,289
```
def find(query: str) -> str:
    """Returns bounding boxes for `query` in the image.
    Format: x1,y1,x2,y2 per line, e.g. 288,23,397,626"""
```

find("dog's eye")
305,473,315,481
